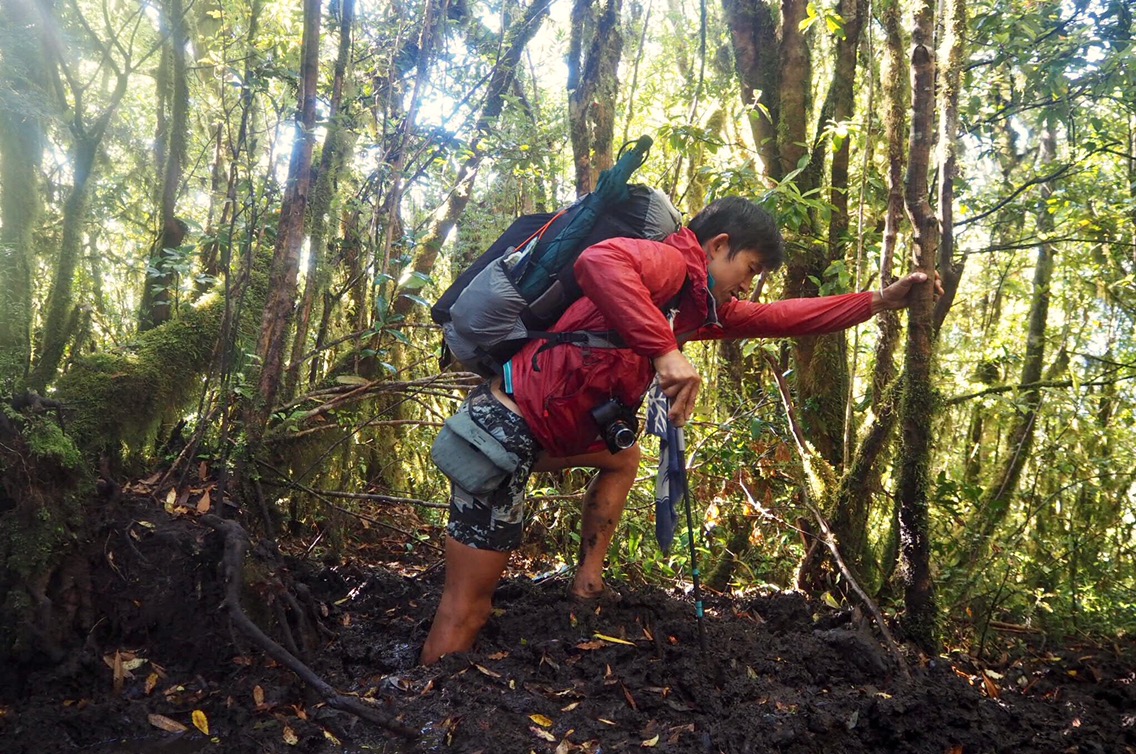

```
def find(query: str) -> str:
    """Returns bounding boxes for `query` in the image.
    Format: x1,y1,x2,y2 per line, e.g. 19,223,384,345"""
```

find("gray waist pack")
430,412,520,495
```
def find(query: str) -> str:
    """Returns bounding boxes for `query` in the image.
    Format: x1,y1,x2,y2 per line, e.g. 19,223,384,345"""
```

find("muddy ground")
1,500,1134,754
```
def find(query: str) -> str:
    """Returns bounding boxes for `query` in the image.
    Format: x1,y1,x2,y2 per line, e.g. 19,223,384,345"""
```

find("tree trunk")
139,0,191,332
26,0,130,391
801,0,868,558
568,0,623,196
249,0,322,435
27,135,99,392
0,0,45,388
962,118,1058,567
199,0,263,295
777,0,850,471
721,0,780,179
895,0,940,649
287,0,358,397
933,0,967,332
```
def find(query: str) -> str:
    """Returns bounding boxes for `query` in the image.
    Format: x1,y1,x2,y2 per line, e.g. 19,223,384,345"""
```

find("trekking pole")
674,425,707,654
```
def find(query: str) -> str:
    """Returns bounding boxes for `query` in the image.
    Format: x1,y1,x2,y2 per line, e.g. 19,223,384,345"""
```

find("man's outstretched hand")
653,349,701,426
872,271,944,313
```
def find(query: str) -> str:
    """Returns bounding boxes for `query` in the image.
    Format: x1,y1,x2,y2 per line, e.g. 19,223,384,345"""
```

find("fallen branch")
200,514,419,740
762,355,911,680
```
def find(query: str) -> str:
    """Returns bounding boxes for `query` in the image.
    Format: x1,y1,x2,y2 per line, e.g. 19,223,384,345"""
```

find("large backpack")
432,139,681,376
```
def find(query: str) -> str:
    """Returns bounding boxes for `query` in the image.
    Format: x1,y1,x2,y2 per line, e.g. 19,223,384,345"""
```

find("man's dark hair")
687,197,785,271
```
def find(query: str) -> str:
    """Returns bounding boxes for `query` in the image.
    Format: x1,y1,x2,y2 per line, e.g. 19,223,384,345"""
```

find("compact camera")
591,399,639,454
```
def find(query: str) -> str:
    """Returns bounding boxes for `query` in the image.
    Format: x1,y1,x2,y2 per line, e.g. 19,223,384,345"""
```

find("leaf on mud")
122,657,147,672
555,740,573,754
112,651,125,693
148,714,188,733
253,685,265,707
561,702,580,712
530,726,556,742
621,683,638,710
594,632,636,647
196,489,211,514
475,664,501,679
145,673,159,695
575,640,605,651
323,729,342,745
598,718,616,726
191,709,209,735
641,734,660,747
282,725,299,745
165,488,177,512
487,651,509,660
530,714,554,728
981,672,1000,699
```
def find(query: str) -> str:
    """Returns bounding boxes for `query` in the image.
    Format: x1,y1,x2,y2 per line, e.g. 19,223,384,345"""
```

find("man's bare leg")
535,444,641,598
420,537,509,664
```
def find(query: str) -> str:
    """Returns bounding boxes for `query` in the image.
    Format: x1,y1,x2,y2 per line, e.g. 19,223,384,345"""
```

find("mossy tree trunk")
139,0,191,332
26,1,130,392
894,0,941,649
826,0,908,586
722,0,780,179
248,0,322,437
287,0,358,398
568,0,623,197
0,0,46,390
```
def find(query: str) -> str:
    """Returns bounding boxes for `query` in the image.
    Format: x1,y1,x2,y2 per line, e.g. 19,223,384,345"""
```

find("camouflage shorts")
446,383,541,551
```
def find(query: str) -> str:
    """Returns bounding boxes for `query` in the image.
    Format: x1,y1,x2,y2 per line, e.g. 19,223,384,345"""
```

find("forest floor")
1,495,1134,754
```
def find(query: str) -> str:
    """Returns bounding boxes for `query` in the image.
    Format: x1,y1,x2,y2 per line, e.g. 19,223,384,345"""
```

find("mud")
1,505,1133,753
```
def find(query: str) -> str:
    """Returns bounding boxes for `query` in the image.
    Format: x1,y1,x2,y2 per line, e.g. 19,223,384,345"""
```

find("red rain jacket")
508,228,874,457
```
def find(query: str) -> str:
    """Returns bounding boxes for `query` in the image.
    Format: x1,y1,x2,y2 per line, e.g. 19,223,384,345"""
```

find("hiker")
421,196,937,664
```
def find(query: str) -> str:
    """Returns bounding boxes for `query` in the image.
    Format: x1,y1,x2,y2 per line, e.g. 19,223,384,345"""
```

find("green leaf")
399,293,432,309
399,270,432,290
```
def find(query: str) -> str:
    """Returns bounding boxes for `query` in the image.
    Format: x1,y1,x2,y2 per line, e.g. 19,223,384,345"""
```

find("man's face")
704,233,765,306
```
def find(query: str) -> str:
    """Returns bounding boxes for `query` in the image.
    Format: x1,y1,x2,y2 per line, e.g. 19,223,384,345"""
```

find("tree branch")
763,355,910,679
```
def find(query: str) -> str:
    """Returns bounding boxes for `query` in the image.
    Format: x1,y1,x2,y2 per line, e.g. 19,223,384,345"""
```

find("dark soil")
1,501,1134,754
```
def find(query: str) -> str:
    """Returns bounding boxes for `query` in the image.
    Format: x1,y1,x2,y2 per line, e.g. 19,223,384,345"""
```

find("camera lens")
610,423,636,450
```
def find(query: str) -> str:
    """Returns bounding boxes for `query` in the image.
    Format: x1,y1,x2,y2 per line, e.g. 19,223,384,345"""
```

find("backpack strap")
525,278,691,371
527,329,626,371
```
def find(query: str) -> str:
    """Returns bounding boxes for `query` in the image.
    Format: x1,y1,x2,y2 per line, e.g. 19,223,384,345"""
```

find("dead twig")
762,354,911,680
200,514,419,739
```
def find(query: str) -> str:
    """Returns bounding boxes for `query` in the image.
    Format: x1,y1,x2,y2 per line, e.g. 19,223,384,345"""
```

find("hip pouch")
430,412,521,495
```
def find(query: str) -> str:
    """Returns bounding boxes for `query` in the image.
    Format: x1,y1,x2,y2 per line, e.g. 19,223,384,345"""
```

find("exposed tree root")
200,514,419,741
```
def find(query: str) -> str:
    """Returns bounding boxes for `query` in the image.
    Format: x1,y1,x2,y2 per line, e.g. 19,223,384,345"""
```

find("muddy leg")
420,537,509,665
535,445,641,599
